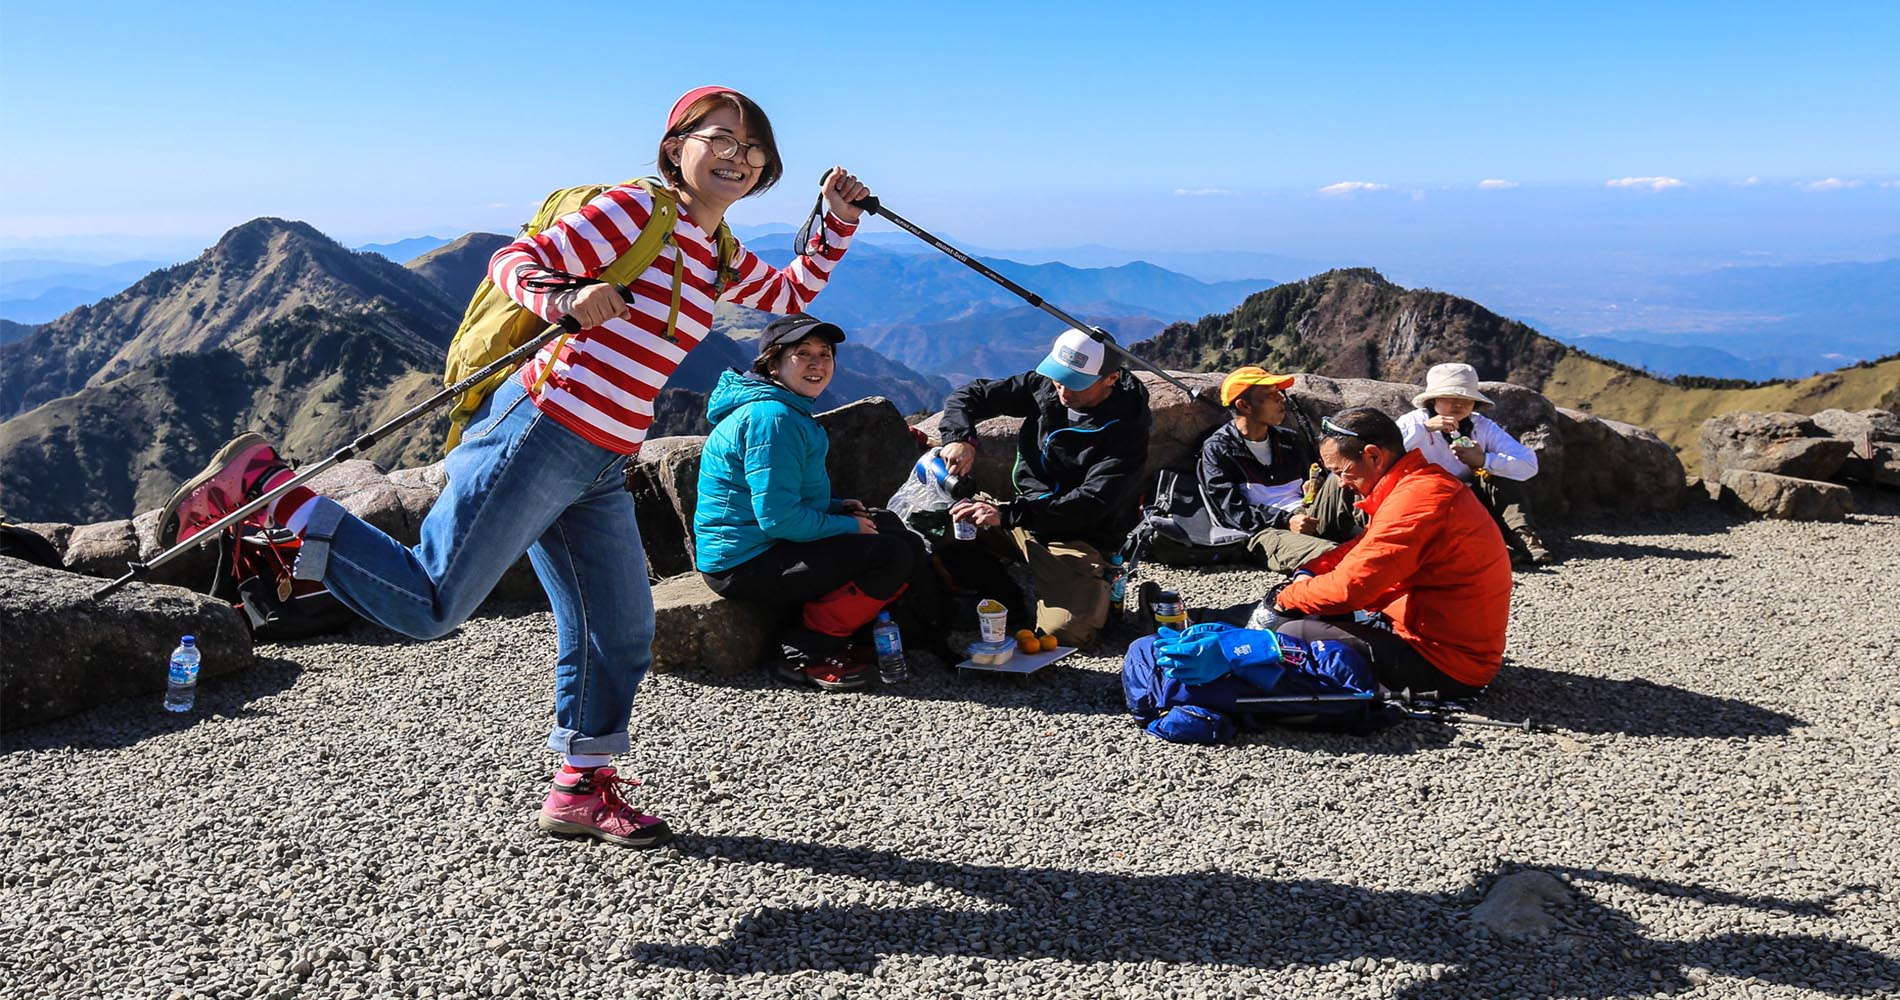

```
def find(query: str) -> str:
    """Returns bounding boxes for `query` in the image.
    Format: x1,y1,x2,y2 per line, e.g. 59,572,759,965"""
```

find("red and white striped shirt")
488,184,856,455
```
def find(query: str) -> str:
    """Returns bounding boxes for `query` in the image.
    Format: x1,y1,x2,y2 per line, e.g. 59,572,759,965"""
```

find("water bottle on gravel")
873,612,909,685
164,635,200,712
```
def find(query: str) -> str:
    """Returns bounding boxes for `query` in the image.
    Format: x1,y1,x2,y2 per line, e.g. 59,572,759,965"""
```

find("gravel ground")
4,493,1897,999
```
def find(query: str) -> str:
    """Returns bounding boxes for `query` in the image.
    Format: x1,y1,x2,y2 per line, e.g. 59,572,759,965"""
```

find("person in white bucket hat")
1396,363,1552,565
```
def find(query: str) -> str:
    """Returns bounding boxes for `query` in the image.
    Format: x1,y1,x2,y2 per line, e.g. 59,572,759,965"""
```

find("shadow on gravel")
639,837,1896,997
1557,535,1733,562
0,656,305,753
1488,665,1804,738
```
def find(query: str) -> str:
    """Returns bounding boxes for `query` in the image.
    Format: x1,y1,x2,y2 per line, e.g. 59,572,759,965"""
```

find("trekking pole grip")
552,283,636,333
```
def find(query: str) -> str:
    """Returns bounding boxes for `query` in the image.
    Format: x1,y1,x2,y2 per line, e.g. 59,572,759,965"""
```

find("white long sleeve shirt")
1396,409,1539,482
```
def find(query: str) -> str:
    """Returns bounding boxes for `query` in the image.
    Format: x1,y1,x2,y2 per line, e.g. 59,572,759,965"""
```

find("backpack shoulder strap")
597,178,676,288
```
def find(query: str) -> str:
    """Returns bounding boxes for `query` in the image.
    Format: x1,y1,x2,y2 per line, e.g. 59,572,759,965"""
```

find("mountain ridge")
0,218,459,420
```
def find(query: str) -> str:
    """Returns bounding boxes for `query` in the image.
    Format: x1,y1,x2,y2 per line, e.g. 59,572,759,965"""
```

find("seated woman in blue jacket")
695,314,917,691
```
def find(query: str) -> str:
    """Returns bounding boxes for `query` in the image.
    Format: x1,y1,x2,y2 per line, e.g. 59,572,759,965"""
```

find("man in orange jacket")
1268,406,1513,697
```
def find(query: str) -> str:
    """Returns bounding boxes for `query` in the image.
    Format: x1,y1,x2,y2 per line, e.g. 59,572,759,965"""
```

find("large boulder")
1554,408,1688,512
648,572,780,674
1718,469,1854,521
625,435,709,579
1133,371,1225,486
13,522,73,562
816,397,920,511
1809,408,1878,457
1,557,255,727
62,519,141,579
1700,411,1855,483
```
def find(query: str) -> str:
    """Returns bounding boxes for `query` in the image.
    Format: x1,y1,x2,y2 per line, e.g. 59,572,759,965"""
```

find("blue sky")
1,0,1896,262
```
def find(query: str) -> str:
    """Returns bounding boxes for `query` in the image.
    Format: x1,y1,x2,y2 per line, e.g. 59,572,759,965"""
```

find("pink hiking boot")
156,432,296,547
537,766,673,849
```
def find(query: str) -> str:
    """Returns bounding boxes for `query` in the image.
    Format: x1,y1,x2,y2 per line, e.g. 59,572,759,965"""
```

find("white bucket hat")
1412,363,1495,409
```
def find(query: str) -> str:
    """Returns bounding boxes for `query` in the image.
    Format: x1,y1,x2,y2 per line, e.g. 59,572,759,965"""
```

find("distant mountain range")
0,221,948,522
4,218,1894,523
0,259,172,324
1139,267,1900,472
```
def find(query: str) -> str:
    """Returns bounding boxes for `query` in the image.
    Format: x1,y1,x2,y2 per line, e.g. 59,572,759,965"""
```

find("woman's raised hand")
822,167,871,224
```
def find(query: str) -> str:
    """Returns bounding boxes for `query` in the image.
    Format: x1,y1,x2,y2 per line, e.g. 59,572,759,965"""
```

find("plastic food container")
965,639,1017,666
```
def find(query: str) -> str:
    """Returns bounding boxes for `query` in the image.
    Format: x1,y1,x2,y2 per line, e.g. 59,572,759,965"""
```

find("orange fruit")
1014,629,1036,644
1017,634,1040,654
1039,634,1059,652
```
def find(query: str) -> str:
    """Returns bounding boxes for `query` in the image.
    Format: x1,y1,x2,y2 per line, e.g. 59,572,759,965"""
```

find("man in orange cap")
1197,366,1360,573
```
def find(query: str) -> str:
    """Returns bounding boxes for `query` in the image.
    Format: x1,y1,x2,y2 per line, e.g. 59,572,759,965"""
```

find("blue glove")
1155,628,1228,685
1156,625,1287,688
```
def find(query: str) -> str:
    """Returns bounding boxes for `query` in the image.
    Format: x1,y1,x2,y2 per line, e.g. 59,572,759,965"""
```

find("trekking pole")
804,178,1209,403
89,287,633,601
1234,688,1551,732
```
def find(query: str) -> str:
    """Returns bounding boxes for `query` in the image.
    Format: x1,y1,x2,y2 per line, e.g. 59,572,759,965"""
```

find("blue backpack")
1122,623,1382,744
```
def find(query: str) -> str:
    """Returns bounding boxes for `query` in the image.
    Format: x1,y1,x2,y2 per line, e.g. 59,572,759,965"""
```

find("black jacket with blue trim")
1197,420,1316,535
937,369,1152,552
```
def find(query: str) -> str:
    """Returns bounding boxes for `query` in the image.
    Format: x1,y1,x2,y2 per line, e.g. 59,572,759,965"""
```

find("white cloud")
1172,187,1231,197
1318,181,1389,196
1802,177,1863,192
485,202,509,209
1883,180,1900,189
1736,176,1761,186
1606,176,1684,191
1410,190,1425,201
1477,179,1518,189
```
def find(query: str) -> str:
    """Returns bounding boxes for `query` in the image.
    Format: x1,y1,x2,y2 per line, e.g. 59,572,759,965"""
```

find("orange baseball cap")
1219,366,1295,406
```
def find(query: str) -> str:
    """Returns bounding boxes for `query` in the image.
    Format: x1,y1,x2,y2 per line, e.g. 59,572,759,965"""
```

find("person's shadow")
633,836,1894,998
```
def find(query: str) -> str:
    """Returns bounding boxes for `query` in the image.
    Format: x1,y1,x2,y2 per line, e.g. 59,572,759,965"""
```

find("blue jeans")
295,376,653,756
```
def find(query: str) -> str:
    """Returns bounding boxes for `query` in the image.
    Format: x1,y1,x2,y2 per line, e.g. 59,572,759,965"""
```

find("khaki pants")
1245,473,1361,575
972,526,1111,647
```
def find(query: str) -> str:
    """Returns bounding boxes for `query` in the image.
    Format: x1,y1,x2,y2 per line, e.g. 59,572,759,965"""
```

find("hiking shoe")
537,766,673,849
157,432,293,547
772,653,868,692
1512,528,1554,566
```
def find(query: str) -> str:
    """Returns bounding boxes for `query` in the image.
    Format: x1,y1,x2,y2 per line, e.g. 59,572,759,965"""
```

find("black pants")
702,509,918,659
1276,618,1487,700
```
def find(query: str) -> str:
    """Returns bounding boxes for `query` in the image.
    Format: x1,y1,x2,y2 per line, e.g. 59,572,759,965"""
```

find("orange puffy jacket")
1277,450,1512,687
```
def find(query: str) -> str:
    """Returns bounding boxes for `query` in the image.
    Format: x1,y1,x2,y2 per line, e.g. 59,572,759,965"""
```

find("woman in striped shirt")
158,86,869,849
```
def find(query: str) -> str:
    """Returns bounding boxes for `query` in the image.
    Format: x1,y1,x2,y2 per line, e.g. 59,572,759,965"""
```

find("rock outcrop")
1699,411,1856,483
2,557,255,726
1717,470,1854,522
1696,408,1894,520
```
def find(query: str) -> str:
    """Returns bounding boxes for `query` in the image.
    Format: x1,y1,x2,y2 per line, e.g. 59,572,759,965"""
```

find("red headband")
667,86,740,131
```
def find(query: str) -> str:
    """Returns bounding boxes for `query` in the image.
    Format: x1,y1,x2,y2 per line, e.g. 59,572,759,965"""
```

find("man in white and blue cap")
934,328,1152,646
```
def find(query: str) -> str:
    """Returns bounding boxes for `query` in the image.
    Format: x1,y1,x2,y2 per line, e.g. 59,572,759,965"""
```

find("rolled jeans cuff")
291,498,353,582
546,727,631,757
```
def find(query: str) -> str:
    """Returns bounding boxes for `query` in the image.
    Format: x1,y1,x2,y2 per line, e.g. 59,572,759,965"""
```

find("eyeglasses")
1321,416,1362,438
683,132,769,168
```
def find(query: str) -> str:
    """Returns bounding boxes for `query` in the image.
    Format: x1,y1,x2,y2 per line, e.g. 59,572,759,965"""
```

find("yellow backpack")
440,176,738,450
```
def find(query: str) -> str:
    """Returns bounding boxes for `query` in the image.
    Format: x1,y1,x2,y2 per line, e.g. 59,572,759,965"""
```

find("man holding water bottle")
934,329,1151,647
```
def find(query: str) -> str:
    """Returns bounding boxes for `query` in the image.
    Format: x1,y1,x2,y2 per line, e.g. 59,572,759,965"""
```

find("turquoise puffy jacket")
693,370,859,573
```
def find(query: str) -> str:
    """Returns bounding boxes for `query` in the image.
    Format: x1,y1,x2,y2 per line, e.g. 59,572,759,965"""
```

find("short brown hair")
658,92,783,195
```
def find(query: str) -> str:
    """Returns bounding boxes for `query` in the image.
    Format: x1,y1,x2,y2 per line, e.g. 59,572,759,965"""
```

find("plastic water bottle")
872,612,909,685
1107,554,1127,616
164,636,200,712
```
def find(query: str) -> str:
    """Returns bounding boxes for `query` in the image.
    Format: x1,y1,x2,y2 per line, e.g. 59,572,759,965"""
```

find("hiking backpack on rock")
440,177,738,450
209,525,360,640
